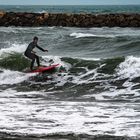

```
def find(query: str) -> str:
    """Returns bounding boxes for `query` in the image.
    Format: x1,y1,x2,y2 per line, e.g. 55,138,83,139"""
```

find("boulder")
24,13,34,19
36,16,45,25
0,11,6,18
43,13,49,19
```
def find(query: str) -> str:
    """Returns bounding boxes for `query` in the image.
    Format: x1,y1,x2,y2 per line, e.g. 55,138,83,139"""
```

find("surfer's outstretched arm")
36,45,48,52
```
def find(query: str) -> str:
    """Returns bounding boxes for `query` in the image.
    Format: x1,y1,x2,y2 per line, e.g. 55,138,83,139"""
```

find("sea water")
0,5,140,140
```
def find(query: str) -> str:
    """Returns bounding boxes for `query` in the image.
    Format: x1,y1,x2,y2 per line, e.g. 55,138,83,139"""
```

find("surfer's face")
33,39,38,44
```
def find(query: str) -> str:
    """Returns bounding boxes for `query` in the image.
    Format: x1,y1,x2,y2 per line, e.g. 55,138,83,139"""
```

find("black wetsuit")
24,42,45,70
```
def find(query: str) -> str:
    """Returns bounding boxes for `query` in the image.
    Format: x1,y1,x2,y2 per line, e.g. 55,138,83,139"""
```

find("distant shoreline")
0,11,140,27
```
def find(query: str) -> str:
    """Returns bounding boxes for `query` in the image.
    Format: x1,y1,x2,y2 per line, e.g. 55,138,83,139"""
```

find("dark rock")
0,11,5,19
1,12,140,27
43,13,49,19
24,13,34,19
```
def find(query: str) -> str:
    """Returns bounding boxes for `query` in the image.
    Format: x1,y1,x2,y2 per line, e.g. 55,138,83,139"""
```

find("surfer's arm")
36,45,48,52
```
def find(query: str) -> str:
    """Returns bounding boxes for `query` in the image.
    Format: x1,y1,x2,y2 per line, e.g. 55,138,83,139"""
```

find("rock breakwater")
0,11,140,27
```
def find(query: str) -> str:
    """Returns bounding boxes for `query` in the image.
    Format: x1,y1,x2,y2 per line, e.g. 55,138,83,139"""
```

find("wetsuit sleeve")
36,45,45,52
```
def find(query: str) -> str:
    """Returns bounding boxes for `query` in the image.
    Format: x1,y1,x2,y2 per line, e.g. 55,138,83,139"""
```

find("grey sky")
0,0,140,5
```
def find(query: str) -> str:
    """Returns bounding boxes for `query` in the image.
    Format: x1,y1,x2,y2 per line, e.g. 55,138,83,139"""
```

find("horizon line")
0,4,140,6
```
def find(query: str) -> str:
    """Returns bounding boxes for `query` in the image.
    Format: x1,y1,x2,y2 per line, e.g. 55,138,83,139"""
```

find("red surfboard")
30,64,59,73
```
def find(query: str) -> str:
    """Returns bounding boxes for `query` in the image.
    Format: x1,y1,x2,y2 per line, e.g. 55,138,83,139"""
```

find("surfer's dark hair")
33,36,38,40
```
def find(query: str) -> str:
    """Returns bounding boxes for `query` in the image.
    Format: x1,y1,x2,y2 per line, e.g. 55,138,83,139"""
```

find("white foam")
37,10,47,13
54,66,107,89
0,69,36,85
116,56,140,79
70,28,140,39
92,88,137,101
0,97,139,137
70,32,115,38
0,43,27,56
74,56,101,61
43,55,71,71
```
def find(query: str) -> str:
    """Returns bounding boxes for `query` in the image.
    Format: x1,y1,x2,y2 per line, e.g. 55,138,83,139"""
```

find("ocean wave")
0,69,35,85
0,99,138,138
26,56,140,102
116,56,140,79
0,43,27,56
0,54,137,101
70,32,115,38
37,10,47,13
0,52,30,71
70,30,140,39
0,132,135,140
0,49,140,102
0,27,18,33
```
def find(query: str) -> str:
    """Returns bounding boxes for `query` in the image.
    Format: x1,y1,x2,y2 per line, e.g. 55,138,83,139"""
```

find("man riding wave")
24,36,48,70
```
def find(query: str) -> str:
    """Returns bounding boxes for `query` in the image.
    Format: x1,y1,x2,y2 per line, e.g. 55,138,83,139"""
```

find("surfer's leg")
25,53,36,70
30,59,35,70
29,53,36,70
35,55,40,67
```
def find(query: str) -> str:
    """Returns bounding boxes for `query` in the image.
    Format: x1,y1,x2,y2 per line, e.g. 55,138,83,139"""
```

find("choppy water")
0,26,140,139
0,5,140,14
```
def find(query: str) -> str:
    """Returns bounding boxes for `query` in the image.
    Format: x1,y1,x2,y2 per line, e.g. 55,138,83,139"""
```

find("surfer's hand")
45,50,48,52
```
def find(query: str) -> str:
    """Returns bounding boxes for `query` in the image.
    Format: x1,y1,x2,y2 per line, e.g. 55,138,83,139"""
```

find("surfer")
24,36,48,70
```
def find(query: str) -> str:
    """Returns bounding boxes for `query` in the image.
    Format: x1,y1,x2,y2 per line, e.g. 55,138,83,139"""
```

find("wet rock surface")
0,11,140,27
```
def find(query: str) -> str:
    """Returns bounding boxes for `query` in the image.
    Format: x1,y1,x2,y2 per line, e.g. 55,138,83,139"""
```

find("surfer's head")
33,36,38,44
